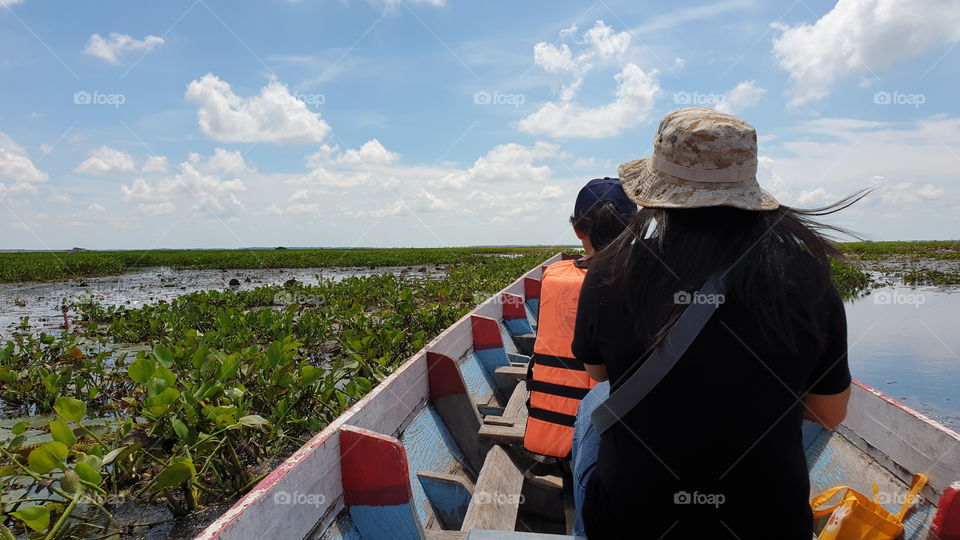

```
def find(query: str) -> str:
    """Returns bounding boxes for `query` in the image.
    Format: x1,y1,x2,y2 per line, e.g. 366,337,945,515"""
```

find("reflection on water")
845,285,960,432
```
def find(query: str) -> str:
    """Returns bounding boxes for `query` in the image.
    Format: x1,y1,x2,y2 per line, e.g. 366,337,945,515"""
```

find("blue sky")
1,0,958,249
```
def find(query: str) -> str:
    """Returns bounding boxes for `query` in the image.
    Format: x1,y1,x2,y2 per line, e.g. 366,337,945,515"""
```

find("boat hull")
196,254,960,540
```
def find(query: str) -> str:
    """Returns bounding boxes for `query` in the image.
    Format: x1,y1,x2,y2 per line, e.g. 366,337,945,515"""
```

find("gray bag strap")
591,273,728,436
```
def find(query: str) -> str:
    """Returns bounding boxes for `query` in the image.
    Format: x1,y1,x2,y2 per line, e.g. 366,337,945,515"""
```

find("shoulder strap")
591,273,727,436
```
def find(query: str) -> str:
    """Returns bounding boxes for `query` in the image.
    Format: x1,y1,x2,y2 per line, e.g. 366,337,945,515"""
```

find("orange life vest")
523,259,597,458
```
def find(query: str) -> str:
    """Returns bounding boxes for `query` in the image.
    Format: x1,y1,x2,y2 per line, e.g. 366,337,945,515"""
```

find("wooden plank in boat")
841,381,960,496
466,531,576,539
504,380,529,422
425,531,469,540
478,424,526,445
495,366,528,379
461,445,525,531
483,415,521,427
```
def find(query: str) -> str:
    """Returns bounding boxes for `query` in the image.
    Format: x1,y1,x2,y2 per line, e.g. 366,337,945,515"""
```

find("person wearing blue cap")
522,178,636,461
568,177,639,259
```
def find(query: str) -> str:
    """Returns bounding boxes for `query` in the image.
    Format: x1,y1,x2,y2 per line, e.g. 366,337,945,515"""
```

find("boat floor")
806,428,935,539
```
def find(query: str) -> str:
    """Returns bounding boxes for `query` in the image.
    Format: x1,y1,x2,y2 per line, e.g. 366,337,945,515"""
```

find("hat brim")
618,157,779,211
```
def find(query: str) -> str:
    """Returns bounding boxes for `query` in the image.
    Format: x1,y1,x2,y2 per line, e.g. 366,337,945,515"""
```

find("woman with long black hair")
570,108,867,538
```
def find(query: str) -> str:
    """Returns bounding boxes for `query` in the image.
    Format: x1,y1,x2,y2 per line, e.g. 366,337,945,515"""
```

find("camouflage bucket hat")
618,108,779,211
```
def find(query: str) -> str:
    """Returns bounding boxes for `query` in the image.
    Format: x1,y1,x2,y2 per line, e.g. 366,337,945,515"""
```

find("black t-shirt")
572,266,850,539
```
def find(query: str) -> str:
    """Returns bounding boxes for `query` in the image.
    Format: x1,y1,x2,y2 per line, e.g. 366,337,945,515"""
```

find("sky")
0,0,958,250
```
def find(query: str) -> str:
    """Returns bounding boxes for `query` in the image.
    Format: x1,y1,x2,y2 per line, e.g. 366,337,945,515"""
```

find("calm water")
845,284,960,431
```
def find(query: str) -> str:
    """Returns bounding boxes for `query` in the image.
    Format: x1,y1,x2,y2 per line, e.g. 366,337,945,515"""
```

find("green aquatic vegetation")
899,268,960,286
1,252,554,537
830,260,872,299
839,240,960,260
0,247,566,283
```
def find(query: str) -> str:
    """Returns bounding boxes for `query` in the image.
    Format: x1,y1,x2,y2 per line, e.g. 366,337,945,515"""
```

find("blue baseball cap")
573,177,638,219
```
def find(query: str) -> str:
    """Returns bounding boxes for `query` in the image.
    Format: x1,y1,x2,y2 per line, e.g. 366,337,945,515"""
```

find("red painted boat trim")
501,293,526,320
340,425,412,507
561,252,582,260
524,277,541,300
426,351,468,399
471,315,503,351
932,481,960,539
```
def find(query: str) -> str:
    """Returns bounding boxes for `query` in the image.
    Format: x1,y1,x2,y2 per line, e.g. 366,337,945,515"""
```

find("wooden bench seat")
479,380,528,445
494,365,528,379
461,445,525,531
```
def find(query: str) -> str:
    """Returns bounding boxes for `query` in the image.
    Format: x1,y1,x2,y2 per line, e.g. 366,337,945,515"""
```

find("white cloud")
198,148,255,176
434,142,558,189
522,20,660,139
518,64,660,138
289,168,371,189
136,202,176,216
539,186,565,200
306,139,399,168
70,203,109,225
83,33,165,64
416,190,455,212
47,192,72,204
466,185,568,223
0,0,24,6
142,155,168,174
917,184,945,199
120,178,167,203
772,0,960,106
532,20,630,77
0,133,48,186
120,150,251,219
373,0,445,7
757,116,960,239
534,43,578,73
75,146,136,175
291,141,401,190
715,80,767,115
796,186,836,206
583,20,630,57
344,200,410,219
185,74,331,144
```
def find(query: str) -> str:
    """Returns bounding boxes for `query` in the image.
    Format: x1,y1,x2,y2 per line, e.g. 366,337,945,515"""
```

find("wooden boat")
196,254,960,540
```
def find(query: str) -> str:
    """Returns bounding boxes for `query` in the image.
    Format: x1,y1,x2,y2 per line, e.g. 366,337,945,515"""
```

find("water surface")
846,284,960,431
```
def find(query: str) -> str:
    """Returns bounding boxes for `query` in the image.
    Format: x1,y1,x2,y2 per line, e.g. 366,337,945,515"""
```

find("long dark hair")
571,201,635,252
593,190,870,353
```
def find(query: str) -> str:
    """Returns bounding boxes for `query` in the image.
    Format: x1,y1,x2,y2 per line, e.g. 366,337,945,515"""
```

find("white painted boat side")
841,379,960,499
